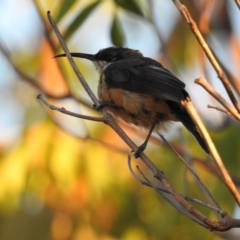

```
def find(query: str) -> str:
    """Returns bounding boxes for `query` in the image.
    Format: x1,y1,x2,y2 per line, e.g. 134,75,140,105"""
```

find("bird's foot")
93,101,118,111
93,103,106,111
134,143,147,158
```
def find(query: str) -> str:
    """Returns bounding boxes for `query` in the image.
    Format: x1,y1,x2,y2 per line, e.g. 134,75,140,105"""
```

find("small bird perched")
55,47,208,157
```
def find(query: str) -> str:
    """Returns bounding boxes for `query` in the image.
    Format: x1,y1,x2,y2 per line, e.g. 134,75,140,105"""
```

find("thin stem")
234,0,240,10
38,94,104,122
0,43,71,99
128,156,226,216
181,98,240,206
172,0,240,113
47,11,99,106
195,76,240,121
160,134,221,210
207,105,231,116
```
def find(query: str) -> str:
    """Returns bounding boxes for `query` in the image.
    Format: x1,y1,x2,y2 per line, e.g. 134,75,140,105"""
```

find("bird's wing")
103,57,186,102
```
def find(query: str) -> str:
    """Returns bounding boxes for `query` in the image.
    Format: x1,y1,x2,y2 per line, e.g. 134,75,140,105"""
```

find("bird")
55,47,209,157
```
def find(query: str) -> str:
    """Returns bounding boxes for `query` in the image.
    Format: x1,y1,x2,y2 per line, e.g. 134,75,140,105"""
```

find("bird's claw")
93,103,105,111
133,144,147,158
93,101,118,111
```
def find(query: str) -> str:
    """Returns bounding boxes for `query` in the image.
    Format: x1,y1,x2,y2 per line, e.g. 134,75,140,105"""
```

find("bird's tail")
166,101,209,154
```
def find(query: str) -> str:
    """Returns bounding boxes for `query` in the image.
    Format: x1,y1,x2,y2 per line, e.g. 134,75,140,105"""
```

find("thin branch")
184,196,227,217
208,105,232,116
127,155,166,190
172,0,240,113
181,98,240,206
234,0,240,10
0,36,96,112
0,42,71,99
159,134,221,210
127,155,149,185
195,76,240,121
47,11,99,106
128,155,226,215
38,94,104,122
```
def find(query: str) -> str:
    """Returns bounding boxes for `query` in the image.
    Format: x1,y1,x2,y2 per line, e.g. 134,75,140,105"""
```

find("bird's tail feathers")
167,101,209,153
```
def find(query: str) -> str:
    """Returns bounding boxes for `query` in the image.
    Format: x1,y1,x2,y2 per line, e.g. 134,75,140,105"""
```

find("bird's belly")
98,85,178,130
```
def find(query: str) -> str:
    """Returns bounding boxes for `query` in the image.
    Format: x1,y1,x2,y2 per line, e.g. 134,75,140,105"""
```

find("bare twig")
160,134,221,210
234,0,240,10
128,155,226,215
0,39,96,113
195,76,240,121
181,98,240,205
127,155,167,191
208,105,232,116
38,94,104,122
172,0,240,113
47,11,99,106
127,155,149,185
0,43,71,99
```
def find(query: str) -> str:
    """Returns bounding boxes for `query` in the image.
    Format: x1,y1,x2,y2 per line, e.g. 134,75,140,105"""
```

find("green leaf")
114,0,144,17
63,0,101,41
55,0,76,23
110,14,125,47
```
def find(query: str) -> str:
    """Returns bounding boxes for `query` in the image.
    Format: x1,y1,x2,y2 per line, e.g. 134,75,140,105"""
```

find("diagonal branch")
128,155,227,216
37,94,104,122
234,0,240,10
195,76,240,121
0,42,71,99
160,134,221,210
181,98,240,205
47,11,99,106
172,0,240,113
208,105,232,116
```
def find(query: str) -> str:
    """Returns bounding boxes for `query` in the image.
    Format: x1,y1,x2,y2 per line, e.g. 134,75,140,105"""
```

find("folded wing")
104,57,186,103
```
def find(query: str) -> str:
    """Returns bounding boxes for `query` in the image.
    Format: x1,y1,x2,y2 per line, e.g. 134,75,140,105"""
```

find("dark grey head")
54,47,143,62
94,47,143,62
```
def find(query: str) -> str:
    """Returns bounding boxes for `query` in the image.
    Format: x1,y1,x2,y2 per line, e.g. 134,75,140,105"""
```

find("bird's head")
94,47,143,62
54,47,143,74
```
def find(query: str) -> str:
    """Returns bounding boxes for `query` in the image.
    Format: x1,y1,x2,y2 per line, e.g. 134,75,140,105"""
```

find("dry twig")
160,134,221,209
181,98,240,205
195,76,240,121
38,94,104,122
207,105,231,116
172,0,240,113
234,0,240,10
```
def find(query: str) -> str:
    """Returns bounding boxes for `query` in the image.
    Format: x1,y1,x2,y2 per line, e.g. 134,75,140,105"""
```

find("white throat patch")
93,61,112,75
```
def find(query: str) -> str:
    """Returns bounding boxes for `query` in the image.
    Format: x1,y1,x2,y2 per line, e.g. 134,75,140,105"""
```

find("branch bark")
181,98,240,205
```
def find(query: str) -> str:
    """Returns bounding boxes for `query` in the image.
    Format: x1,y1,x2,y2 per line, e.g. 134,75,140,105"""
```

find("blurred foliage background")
1,0,240,239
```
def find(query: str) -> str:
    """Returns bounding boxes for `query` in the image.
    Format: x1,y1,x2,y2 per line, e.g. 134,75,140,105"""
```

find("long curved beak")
54,52,96,61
